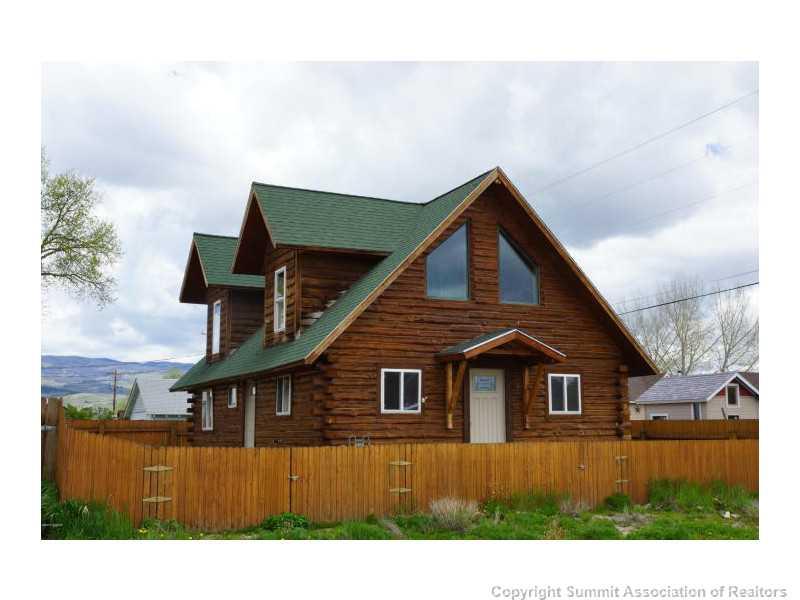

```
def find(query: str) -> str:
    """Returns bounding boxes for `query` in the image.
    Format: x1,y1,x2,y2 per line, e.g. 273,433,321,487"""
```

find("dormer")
179,233,265,362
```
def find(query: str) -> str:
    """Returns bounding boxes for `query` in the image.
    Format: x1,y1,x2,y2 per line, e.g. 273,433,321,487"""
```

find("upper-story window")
726,383,740,406
274,266,287,332
211,300,221,354
426,223,468,300
498,229,539,304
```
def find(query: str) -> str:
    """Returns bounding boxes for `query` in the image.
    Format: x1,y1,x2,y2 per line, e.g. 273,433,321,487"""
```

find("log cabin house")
172,167,657,446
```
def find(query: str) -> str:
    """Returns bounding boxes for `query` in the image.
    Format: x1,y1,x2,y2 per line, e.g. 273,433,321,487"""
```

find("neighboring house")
172,167,657,447
629,372,759,421
123,373,191,420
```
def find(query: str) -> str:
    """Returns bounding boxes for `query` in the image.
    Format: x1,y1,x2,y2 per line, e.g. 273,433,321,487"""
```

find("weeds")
430,497,481,531
42,479,756,540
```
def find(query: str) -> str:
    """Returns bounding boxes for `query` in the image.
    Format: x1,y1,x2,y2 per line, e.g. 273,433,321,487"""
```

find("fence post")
41,397,62,481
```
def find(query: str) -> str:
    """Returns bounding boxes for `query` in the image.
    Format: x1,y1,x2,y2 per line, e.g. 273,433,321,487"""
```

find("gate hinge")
288,474,300,481
143,496,172,503
389,460,412,466
389,487,412,494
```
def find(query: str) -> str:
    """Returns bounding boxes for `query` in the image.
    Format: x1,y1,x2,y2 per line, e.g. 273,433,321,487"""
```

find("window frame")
692,402,702,421
211,300,222,354
275,374,292,416
727,415,740,421
380,368,423,414
650,414,669,421
201,389,214,431
547,373,582,415
726,383,740,407
425,222,470,301
227,385,237,409
274,266,287,333
497,227,540,306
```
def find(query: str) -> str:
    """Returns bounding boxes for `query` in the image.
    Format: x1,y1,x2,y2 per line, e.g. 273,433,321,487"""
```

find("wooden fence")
631,419,758,440
68,418,191,446
41,397,61,480
55,417,758,531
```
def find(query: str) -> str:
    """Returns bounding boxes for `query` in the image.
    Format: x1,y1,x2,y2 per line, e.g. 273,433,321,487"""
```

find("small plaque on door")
473,375,497,392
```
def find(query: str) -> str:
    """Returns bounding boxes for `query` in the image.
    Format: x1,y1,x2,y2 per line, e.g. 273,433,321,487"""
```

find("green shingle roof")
193,234,265,288
252,183,422,253
171,169,493,391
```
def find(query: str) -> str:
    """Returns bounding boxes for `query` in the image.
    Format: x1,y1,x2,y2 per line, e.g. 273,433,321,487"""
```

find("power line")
617,281,759,315
621,179,757,233
613,269,759,306
564,136,754,212
534,89,759,194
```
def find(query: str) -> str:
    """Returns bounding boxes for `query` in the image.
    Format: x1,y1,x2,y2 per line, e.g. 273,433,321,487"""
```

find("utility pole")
111,369,118,417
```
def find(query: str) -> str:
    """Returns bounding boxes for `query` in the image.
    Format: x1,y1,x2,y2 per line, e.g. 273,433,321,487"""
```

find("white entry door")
244,383,256,448
469,369,506,443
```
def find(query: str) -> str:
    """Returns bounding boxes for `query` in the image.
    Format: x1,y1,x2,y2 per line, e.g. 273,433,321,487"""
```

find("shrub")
260,512,310,531
603,493,632,512
430,497,481,531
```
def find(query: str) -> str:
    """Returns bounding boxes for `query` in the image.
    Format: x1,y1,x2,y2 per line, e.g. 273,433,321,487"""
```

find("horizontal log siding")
321,187,631,444
188,369,325,447
229,289,264,351
205,287,229,362
263,248,297,346
299,251,380,327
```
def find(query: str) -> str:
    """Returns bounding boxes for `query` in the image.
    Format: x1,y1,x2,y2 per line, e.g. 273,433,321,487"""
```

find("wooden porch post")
446,360,467,429
524,364,545,429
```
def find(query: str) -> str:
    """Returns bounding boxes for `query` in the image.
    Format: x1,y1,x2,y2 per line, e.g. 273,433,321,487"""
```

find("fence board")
55,418,759,530
630,419,758,440
67,419,190,446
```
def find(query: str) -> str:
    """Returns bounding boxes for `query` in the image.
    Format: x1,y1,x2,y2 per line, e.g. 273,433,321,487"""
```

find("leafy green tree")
64,404,114,420
162,367,184,379
41,148,122,306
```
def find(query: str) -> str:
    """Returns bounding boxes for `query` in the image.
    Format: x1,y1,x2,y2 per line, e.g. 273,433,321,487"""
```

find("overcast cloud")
41,62,758,362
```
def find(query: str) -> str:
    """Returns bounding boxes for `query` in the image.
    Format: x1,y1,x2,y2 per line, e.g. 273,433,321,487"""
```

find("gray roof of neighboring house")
633,372,759,404
628,374,665,401
124,373,191,417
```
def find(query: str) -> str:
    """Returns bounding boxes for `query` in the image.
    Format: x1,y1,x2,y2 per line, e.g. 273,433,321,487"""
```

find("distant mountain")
41,355,195,400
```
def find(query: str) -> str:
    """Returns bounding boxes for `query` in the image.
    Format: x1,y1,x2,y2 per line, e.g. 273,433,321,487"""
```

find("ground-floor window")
201,389,214,431
548,374,581,414
728,415,740,420
276,375,292,416
650,414,669,421
692,402,702,420
228,386,238,408
380,368,422,413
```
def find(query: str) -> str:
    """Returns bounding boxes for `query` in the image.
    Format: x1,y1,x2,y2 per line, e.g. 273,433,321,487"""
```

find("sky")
41,62,759,362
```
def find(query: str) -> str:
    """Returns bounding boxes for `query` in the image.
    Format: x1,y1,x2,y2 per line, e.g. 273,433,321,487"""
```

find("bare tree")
710,286,759,372
622,279,717,375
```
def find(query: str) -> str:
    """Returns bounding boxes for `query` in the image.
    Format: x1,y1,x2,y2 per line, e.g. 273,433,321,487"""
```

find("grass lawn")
41,479,758,541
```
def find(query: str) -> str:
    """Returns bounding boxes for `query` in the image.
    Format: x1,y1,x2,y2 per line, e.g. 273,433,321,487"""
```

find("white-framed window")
211,300,221,354
227,386,237,409
274,266,287,332
201,389,214,431
692,402,702,420
726,383,740,407
728,415,740,421
276,374,292,416
548,374,581,414
380,368,422,414
650,414,669,421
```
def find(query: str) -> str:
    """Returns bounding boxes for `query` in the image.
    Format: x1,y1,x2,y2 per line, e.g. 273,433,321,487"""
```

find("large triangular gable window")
498,229,539,304
426,223,469,300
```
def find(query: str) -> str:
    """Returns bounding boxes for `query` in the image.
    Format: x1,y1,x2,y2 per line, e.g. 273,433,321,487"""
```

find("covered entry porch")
435,328,567,443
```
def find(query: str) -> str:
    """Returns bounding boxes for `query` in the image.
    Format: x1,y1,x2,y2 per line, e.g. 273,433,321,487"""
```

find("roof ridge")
251,181,416,206
418,167,497,206
193,232,239,240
